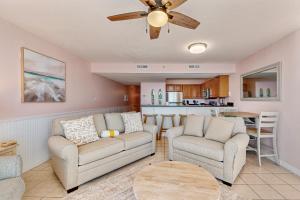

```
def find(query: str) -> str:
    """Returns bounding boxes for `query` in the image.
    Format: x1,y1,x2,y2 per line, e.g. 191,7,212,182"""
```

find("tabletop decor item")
158,89,163,105
151,89,155,105
21,47,66,102
0,140,18,156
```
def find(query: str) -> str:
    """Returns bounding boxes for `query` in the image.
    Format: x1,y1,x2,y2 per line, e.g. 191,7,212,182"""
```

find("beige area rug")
64,154,247,200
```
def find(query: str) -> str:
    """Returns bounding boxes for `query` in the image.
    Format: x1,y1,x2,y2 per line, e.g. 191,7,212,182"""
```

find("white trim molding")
279,160,300,177
0,106,129,172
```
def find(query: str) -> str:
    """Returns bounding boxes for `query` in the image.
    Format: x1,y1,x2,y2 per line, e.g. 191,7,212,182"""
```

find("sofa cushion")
205,118,234,143
204,116,246,136
104,113,125,133
173,136,224,162
116,132,152,150
78,138,124,165
183,115,204,137
93,114,107,134
121,112,143,134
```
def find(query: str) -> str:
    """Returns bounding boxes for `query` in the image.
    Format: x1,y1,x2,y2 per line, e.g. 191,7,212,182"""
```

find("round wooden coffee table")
133,161,220,200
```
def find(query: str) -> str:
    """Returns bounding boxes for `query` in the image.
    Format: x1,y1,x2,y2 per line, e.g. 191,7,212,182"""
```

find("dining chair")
247,112,279,166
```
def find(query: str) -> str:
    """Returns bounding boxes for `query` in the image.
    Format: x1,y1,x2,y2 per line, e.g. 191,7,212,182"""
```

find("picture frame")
21,47,66,103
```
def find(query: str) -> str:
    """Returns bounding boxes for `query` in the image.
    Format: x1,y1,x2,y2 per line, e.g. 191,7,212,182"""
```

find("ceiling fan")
107,0,200,40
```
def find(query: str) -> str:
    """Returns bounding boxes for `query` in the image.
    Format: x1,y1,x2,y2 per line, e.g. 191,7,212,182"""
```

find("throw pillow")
183,115,205,137
121,112,143,134
104,113,125,133
205,118,234,143
100,130,120,138
60,116,99,146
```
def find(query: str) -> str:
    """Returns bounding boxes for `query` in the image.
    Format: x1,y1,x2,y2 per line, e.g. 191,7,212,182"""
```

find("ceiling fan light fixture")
147,8,169,27
188,43,207,54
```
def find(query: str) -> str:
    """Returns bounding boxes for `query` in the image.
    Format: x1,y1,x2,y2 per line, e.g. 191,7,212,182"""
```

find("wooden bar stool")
179,114,187,126
159,114,176,140
143,114,158,125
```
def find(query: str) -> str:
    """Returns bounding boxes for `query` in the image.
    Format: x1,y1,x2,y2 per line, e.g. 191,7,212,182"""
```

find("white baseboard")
279,160,300,176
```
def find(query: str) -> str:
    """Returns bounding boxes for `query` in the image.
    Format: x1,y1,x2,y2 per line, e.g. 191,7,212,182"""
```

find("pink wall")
140,82,166,105
0,18,128,120
230,30,300,169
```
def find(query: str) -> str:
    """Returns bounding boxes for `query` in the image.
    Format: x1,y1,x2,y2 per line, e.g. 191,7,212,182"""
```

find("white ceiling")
98,73,219,85
0,0,300,63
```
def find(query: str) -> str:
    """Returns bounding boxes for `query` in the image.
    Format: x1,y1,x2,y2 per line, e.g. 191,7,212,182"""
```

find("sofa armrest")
224,133,249,183
143,124,158,154
166,126,184,160
0,155,22,180
48,136,78,161
48,135,79,190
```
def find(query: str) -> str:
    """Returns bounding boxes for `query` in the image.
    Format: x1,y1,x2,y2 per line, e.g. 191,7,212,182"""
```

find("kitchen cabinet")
202,75,229,98
166,84,182,92
182,85,202,99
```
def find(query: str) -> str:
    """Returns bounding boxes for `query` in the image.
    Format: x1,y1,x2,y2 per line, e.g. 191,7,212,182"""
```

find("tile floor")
22,138,300,200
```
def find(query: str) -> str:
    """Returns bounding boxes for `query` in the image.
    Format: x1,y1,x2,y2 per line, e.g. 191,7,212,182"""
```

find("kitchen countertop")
141,105,234,108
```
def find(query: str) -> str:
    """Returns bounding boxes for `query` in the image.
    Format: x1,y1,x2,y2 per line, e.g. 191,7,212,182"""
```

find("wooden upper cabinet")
166,84,182,92
182,84,202,99
202,75,229,98
218,75,229,98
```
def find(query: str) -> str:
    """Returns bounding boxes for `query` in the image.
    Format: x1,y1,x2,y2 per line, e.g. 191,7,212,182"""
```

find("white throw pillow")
183,115,205,137
100,130,120,138
60,116,99,146
121,112,143,134
205,118,234,143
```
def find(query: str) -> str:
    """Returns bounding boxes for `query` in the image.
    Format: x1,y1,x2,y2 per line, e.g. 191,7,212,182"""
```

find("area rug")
64,154,247,200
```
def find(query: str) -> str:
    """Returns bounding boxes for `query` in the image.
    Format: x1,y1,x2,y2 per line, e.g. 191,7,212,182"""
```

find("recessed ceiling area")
97,73,221,85
0,0,299,63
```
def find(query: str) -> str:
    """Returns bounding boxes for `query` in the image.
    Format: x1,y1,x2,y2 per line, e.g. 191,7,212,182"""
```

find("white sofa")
167,116,249,185
0,155,25,200
48,112,157,192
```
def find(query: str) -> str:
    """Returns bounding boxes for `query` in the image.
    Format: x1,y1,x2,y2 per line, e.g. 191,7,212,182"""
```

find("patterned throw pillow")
121,112,144,134
60,116,99,146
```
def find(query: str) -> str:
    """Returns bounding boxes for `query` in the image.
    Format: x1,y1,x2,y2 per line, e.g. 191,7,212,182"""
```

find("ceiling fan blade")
139,0,156,7
165,0,187,10
149,25,161,39
168,11,200,29
107,11,147,21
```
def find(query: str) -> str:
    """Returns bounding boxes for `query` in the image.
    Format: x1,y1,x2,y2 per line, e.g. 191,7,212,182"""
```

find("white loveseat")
48,112,157,192
167,116,249,185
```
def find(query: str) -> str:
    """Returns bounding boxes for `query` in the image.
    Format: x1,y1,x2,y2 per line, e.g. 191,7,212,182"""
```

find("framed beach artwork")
21,48,66,102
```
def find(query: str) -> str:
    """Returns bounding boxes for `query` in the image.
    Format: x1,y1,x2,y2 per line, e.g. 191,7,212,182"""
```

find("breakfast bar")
141,105,238,128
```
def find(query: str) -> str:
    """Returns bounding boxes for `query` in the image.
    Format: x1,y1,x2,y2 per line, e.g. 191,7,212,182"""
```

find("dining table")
220,111,259,118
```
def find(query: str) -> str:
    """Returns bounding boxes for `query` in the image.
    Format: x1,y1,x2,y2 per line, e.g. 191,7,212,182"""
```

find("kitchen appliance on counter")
166,92,183,105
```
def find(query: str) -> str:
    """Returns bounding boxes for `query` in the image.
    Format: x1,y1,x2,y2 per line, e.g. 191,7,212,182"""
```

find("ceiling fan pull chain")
145,18,148,34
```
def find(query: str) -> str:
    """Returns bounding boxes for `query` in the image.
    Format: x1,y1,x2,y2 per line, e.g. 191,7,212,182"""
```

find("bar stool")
159,114,176,140
143,114,158,140
179,114,187,126
143,114,158,125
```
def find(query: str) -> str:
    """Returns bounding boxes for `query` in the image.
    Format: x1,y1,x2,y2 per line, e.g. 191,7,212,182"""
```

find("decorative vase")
158,89,163,105
267,88,271,97
259,88,264,97
151,89,155,105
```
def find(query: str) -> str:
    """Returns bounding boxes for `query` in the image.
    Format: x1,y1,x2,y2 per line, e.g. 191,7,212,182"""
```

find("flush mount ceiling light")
188,43,208,54
147,8,169,28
